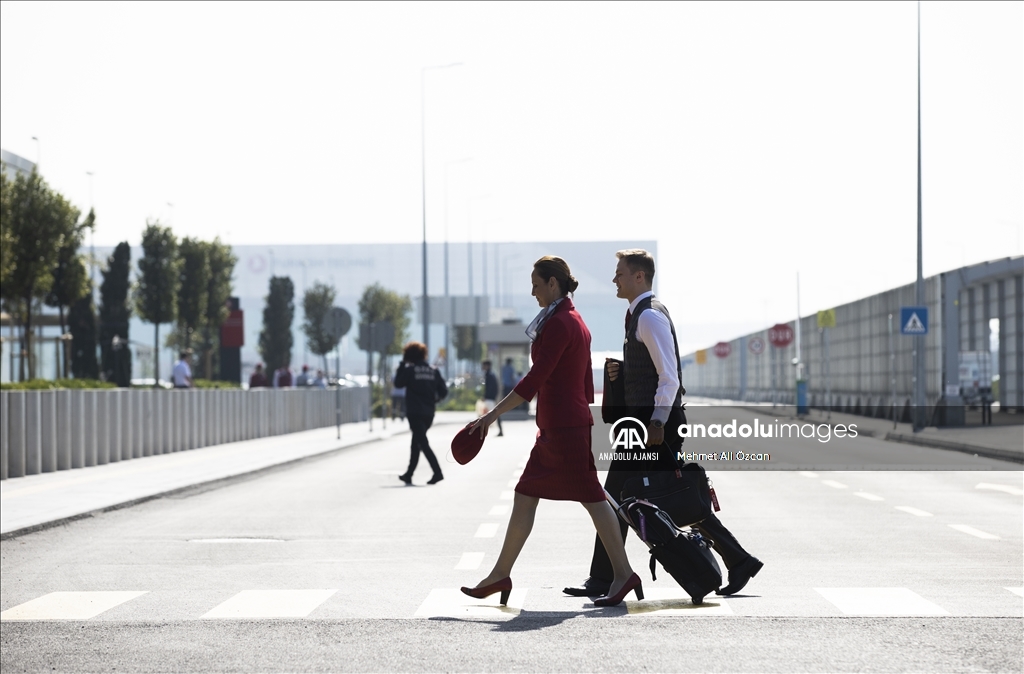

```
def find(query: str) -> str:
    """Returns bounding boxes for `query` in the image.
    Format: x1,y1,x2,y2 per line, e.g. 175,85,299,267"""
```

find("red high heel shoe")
593,573,643,607
461,577,513,606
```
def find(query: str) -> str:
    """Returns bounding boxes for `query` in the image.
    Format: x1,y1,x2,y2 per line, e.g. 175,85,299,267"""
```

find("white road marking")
188,538,285,543
1006,588,1024,598
500,490,515,500
815,588,949,616
414,588,526,618
488,505,509,516
895,506,933,517
948,524,1000,540
474,523,499,538
853,492,884,501
202,590,337,619
511,469,523,478
798,471,819,478
507,479,519,488
455,552,485,570
626,587,733,616
976,483,1024,497
821,480,848,489
0,591,148,621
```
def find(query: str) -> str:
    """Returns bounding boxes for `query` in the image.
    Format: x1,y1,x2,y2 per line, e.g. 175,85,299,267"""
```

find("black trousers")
405,414,442,477
589,406,752,581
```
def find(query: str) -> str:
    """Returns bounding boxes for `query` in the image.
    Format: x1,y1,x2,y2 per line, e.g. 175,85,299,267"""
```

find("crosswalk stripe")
455,552,485,570
414,588,526,618
821,480,847,489
798,471,819,478
626,588,733,616
474,523,499,538
1006,588,1024,598
500,490,515,500
948,524,1000,540
202,590,337,619
0,591,148,621
854,492,884,501
507,479,519,488
815,588,949,616
976,483,1024,496
488,505,509,516
895,506,933,517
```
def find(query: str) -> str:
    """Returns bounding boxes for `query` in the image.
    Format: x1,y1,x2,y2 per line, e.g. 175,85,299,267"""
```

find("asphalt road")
2,415,1021,673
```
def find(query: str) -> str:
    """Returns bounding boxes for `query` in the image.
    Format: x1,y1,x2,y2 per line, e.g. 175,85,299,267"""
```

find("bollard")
9,392,27,478
56,389,72,470
25,390,42,475
70,389,84,468
95,390,109,465
40,390,57,473
83,390,97,467
143,390,155,457
1,390,8,479
170,391,180,452
108,390,121,463
122,389,133,461
162,392,173,454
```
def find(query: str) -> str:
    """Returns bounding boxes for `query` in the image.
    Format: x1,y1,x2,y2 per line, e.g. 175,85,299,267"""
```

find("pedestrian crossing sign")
900,306,928,335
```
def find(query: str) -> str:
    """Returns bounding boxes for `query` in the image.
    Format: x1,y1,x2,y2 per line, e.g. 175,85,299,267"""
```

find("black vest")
623,295,684,409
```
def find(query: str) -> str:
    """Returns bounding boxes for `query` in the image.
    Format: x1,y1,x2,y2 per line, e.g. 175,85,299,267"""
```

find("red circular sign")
748,337,765,354
713,341,732,358
768,323,794,348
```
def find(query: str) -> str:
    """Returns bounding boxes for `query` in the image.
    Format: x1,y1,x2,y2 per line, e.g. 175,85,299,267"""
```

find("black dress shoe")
716,556,763,595
427,474,444,485
563,577,611,597
398,473,412,486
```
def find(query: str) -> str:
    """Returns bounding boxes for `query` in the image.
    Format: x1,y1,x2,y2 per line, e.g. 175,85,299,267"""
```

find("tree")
454,325,480,362
99,242,133,387
202,238,237,379
302,282,340,374
0,166,16,293
258,276,294,375
0,169,82,380
135,222,179,386
44,208,92,377
68,292,99,380
176,237,210,352
357,283,411,358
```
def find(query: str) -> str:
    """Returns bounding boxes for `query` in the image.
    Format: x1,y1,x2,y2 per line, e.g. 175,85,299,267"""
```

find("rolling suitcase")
607,491,722,604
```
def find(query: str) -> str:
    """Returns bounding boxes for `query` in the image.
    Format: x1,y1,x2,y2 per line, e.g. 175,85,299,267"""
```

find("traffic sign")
748,336,765,355
713,341,732,358
322,307,352,341
359,321,396,353
768,323,794,348
695,349,707,365
817,309,836,329
900,307,928,335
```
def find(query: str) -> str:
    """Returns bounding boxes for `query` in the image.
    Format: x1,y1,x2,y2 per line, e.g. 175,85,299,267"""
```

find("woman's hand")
468,412,495,439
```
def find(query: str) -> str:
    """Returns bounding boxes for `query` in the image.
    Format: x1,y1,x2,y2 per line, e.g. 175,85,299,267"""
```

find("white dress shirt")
627,291,681,424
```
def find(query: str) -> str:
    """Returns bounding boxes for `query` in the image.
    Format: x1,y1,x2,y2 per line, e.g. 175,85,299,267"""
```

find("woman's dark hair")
533,255,579,296
403,341,428,362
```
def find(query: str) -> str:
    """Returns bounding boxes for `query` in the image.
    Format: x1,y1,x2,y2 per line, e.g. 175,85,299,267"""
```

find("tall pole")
795,272,802,381
421,62,463,359
443,157,472,379
913,1,926,431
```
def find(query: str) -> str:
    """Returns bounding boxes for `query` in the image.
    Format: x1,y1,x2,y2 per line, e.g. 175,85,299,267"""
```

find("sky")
2,1,1021,349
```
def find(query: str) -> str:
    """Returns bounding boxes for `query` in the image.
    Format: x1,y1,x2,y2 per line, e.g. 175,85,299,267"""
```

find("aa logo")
609,417,648,450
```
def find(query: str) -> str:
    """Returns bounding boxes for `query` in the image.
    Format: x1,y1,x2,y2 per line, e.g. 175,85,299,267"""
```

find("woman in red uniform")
462,256,642,607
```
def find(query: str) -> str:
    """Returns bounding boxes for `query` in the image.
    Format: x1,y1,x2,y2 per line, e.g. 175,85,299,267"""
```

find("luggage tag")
709,480,721,512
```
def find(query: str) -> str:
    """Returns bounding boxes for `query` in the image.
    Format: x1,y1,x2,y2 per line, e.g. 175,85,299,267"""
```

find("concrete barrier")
0,386,371,479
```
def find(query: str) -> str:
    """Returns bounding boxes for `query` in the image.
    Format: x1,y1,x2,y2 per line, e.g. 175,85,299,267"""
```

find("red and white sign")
748,336,765,354
713,341,732,358
768,323,794,348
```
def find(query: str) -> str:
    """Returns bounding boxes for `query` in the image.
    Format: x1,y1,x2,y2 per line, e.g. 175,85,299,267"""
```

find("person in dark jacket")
394,341,448,486
481,360,503,436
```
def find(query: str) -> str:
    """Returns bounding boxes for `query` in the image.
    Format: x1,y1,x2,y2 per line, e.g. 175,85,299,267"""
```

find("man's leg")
403,415,428,479
418,414,443,482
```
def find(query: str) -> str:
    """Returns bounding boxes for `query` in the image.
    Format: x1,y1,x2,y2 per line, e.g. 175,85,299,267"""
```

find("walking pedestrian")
273,365,293,388
480,360,503,436
296,365,312,387
564,249,763,599
394,341,448,486
464,256,642,607
172,350,193,389
313,369,328,389
249,363,269,389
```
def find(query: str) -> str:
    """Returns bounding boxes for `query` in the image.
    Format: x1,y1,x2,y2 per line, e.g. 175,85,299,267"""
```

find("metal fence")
0,387,370,480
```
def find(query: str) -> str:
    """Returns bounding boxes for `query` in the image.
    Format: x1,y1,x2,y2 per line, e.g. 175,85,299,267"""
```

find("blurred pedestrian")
501,358,516,395
249,363,269,388
173,350,193,389
394,341,448,486
463,256,641,607
274,365,293,388
481,360,503,436
313,369,328,389
296,365,312,387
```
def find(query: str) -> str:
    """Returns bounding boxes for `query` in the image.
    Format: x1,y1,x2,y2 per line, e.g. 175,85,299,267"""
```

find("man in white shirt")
172,351,193,389
565,249,762,599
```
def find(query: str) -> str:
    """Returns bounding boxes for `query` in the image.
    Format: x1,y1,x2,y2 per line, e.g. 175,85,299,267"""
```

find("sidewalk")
0,411,477,539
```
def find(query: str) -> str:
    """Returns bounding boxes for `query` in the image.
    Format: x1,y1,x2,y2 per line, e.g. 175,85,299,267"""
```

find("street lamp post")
443,157,473,379
421,62,463,358
913,1,926,431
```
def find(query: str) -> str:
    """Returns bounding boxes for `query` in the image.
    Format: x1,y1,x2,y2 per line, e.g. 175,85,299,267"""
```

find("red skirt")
515,426,605,503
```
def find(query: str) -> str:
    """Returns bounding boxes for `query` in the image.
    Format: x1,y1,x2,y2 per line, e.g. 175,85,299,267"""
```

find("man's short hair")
616,249,655,284
179,350,191,359
482,360,492,367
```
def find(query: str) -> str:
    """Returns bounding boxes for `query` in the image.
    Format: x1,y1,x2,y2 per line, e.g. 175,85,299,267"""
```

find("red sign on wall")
713,341,732,358
220,310,244,348
768,323,794,348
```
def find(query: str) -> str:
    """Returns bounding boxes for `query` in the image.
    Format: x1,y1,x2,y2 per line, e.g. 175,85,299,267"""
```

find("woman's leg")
582,500,636,596
473,491,539,587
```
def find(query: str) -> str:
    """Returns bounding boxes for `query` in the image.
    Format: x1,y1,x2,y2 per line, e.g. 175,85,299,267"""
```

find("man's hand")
606,359,620,382
647,422,664,446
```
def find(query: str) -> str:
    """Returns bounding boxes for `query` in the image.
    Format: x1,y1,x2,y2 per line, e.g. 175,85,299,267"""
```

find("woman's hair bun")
567,275,579,293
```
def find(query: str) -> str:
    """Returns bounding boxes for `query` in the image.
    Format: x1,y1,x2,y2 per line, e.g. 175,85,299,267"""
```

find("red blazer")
514,298,594,429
